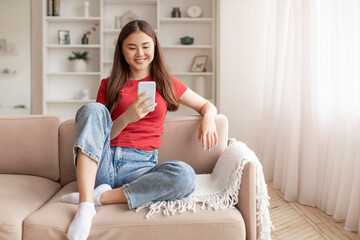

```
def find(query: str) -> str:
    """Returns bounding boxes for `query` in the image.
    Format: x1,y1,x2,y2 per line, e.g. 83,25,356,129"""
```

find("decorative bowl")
180,36,194,45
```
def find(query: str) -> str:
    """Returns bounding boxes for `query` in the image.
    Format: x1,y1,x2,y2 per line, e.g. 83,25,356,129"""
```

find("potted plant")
67,51,90,72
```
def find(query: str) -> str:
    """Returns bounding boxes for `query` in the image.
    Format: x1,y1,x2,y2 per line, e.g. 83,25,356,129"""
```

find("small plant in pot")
68,51,90,72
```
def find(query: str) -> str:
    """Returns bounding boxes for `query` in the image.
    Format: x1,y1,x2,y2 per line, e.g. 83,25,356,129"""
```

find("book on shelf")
47,0,60,17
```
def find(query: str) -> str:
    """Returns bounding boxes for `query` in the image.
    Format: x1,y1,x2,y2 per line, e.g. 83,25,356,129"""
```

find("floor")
268,183,359,240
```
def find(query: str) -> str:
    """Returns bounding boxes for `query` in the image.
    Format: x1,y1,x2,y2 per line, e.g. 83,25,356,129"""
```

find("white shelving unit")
42,0,217,119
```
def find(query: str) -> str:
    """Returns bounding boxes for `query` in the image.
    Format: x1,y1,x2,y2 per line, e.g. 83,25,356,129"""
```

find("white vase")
84,1,89,17
72,59,87,72
78,89,90,100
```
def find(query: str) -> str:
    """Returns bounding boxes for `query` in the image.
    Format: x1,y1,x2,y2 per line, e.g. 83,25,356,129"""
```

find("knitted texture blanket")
137,141,273,240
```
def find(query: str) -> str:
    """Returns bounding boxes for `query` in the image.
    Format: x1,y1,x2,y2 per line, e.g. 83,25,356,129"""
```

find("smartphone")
137,81,156,112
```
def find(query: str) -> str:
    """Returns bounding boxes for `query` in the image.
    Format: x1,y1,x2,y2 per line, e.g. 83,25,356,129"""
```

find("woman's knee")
76,103,109,120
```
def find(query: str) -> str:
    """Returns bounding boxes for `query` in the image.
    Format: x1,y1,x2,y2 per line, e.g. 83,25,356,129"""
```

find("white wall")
218,0,269,153
0,0,31,115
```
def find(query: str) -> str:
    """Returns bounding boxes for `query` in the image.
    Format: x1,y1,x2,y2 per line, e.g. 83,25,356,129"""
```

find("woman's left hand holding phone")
110,93,157,140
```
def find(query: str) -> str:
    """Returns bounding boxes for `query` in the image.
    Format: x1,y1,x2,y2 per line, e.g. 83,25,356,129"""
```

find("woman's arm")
110,115,129,140
178,88,218,151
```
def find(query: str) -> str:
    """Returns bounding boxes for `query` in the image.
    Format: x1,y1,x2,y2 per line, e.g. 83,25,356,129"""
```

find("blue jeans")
73,103,196,209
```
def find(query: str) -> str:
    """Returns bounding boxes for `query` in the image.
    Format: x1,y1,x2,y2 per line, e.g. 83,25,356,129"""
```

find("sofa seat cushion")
0,174,61,240
24,181,246,240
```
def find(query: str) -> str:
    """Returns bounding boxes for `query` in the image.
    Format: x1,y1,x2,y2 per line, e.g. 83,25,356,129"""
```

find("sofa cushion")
0,115,63,181
0,174,61,240
59,115,229,186
24,181,245,240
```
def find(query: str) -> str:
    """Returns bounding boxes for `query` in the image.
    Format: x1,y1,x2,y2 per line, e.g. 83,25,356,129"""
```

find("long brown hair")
106,20,179,114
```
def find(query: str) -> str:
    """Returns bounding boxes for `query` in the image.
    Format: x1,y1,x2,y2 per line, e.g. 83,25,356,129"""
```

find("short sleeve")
96,78,108,105
171,76,188,100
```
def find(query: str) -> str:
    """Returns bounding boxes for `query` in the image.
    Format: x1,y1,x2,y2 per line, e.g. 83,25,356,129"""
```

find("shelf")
102,29,157,34
160,18,214,23
103,29,121,34
0,107,29,115
103,0,156,5
45,17,101,22
46,72,101,76
46,99,96,104
45,44,101,49
172,72,214,76
0,73,19,78
97,68,213,77
162,45,213,49
0,51,19,56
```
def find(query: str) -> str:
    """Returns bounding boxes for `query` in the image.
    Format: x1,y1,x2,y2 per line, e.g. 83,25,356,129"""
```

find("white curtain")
259,0,360,235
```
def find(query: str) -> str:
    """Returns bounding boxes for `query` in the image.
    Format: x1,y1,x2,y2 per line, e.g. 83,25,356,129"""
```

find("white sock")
67,202,96,240
61,192,79,204
61,184,112,206
93,184,112,206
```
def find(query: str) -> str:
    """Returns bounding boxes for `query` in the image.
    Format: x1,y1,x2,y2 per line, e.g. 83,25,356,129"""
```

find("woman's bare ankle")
99,191,108,205
79,194,94,203
99,188,128,205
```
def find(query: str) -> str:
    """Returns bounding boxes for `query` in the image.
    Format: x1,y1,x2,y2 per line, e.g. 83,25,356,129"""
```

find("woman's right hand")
121,92,157,124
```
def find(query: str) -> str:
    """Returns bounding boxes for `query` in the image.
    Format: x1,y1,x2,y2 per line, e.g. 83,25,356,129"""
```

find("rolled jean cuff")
73,143,101,167
122,184,135,210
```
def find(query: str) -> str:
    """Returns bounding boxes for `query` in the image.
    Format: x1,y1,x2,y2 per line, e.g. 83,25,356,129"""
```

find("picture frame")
58,30,70,45
190,55,208,72
0,39,7,52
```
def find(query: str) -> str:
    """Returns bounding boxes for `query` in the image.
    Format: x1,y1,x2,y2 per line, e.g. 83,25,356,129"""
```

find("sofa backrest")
59,114,228,186
159,115,228,173
59,119,75,186
0,115,63,181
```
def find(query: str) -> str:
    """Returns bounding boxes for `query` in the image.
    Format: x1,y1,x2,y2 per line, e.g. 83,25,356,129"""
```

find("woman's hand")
177,88,218,151
198,115,218,151
122,93,157,124
110,93,155,140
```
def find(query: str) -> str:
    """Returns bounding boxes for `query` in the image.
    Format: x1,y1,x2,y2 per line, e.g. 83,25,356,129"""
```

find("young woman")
62,20,218,240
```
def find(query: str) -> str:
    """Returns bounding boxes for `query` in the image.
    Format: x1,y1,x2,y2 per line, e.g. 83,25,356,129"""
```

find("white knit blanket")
136,141,273,240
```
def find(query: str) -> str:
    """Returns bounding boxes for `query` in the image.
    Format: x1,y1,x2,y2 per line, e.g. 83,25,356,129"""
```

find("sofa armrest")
236,161,257,240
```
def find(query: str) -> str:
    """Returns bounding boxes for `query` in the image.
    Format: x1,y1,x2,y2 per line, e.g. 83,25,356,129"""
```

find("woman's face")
122,31,155,78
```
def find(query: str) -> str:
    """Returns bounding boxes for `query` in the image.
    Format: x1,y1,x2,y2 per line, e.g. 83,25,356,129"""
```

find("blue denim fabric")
74,103,196,209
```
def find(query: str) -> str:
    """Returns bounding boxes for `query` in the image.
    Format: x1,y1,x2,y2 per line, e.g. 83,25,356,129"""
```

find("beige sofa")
0,114,256,240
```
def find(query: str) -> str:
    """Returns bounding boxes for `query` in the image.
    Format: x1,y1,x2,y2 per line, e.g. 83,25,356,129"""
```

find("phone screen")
137,82,156,111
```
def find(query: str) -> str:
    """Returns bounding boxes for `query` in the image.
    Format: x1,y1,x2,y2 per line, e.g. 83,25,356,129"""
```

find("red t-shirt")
96,75,188,150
